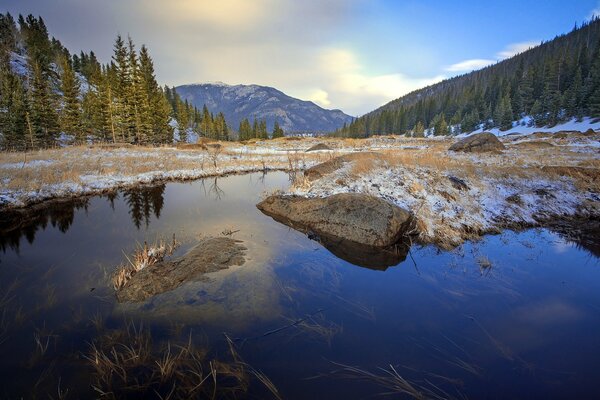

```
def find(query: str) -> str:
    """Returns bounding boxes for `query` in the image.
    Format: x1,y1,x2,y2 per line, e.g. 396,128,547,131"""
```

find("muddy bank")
117,237,247,302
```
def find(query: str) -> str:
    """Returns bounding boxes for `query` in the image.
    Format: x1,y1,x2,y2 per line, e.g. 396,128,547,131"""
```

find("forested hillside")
0,13,232,150
335,18,600,137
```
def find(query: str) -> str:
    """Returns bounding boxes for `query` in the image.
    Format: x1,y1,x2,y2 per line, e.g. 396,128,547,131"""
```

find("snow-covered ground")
458,116,600,137
290,161,598,248
1,134,598,238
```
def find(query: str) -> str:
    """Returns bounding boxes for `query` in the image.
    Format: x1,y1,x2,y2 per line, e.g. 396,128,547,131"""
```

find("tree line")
0,13,285,150
334,17,600,137
238,118,284,141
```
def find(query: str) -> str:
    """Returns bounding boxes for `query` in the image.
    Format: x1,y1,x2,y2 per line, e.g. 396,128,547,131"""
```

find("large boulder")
257,193,412,249
117,237,246,302
448,132,505,153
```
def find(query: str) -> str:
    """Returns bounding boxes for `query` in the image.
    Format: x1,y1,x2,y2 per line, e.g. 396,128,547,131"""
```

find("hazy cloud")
588,2,600,19
445,40,538,74
496,41,538,59
445,59,495,72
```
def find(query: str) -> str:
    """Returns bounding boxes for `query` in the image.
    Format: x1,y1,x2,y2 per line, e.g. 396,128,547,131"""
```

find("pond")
0,172,599,399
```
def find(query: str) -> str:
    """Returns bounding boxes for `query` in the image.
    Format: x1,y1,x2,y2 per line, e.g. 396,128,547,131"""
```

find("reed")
112,235,180,290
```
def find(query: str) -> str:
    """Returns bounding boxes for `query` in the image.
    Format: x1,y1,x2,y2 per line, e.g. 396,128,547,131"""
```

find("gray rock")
257,193,413,248
117,237,246,303
448,132,505,153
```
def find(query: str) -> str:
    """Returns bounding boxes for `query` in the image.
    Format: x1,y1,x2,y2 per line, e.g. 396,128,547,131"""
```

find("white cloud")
307,89,331,107
496,41,538,59
588,2,600,19
312,49,445,115
445,40,538,74
445,59,495,72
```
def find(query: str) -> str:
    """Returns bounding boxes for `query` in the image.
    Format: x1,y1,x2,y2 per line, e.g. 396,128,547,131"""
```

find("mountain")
174,83,352,134
336,18,600,137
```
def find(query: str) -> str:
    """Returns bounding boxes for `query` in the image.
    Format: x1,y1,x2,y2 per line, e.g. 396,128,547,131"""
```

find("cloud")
308,89,331,108
310,48,445,115
445,59,495,72
445,40,538,74
496,41,538,59
588,2,600,19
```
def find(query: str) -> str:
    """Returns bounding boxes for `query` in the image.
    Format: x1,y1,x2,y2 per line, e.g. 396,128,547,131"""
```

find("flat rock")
449,132,505,153
257,193,412,249
117,237,246,303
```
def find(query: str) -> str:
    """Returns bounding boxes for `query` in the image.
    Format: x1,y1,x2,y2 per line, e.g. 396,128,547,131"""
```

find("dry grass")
112,235,180,290
325,361,462,400
1,135,598,210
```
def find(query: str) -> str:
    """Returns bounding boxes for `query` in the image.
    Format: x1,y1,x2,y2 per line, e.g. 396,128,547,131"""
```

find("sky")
3,0,600,116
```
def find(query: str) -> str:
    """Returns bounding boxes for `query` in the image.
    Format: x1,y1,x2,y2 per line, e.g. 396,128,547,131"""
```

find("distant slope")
337,18,600,137
175,83,352,133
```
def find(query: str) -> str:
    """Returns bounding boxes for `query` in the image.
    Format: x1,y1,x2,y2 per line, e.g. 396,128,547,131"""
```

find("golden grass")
112,235,180,290
1,136,597,208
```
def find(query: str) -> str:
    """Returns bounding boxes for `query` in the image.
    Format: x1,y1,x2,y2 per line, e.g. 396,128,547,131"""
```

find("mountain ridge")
336,18,600,137
175,83,352,134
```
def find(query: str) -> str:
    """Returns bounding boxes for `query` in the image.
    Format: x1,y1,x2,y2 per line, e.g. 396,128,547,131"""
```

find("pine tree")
0,61,28,150
138,45,171,144
112,35,130,142
58,55,83,142
271,120,284,138
28,60,58,147
433,113,448,135
413,121,425,137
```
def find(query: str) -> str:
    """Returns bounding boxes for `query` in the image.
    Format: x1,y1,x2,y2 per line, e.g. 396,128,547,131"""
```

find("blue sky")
3,0,599,115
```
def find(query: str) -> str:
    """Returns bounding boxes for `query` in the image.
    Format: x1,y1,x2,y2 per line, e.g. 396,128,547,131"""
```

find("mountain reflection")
0,184,166,252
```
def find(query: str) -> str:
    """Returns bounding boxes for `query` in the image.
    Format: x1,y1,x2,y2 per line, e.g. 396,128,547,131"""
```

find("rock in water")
448,132,505,153
257,193,413,248
117,237,246,303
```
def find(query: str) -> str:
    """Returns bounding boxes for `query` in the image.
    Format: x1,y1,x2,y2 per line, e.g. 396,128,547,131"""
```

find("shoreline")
1,135,598,250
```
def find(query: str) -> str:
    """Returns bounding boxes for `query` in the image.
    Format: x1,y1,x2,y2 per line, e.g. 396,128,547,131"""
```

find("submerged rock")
257,193,413,250
448,132,505,153
117,237,246,303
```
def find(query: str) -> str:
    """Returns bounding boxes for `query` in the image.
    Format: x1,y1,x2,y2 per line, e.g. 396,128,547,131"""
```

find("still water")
0,172,599,399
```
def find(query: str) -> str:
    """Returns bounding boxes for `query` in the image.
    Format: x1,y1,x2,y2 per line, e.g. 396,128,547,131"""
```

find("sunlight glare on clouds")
318,48,445,115
308,89,332,107
141,0,276,28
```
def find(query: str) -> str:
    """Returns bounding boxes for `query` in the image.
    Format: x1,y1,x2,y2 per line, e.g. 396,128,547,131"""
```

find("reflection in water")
123,185,166,229
0,173,599,399
0,184,166,251
316,233,409,270
551,219,600,258
0,198,90,252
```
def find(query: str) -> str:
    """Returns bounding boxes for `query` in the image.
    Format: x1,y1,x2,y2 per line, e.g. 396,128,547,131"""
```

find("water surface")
0,172,599,399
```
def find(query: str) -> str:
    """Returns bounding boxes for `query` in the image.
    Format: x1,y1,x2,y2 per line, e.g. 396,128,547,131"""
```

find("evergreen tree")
413,121,425,137
271,120,284,138
58,55,83,142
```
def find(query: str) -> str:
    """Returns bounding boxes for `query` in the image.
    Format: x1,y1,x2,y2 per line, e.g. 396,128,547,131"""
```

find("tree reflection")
0,184,167,252
123,185,166,229
0,198,90,253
